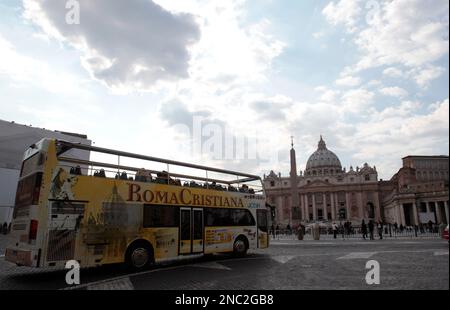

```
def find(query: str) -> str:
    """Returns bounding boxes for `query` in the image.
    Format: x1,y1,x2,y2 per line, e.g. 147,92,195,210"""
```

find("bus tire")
233,236,248,257
125,240,154,271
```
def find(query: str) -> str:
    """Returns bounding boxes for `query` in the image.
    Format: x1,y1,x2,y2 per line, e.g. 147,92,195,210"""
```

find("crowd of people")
269,219,444,240
78,166,257,194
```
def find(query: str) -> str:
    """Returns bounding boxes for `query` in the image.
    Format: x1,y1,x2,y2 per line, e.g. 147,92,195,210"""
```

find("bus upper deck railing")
54,140,265,195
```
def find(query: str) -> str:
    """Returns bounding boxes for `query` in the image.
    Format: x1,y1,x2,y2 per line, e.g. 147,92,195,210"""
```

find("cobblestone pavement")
0,236,448,290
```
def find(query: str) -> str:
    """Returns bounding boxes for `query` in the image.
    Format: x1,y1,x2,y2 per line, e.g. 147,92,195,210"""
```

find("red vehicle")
443,225,449,240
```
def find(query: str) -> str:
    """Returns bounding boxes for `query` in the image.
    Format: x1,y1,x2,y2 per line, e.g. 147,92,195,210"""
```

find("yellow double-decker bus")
6,139,269,270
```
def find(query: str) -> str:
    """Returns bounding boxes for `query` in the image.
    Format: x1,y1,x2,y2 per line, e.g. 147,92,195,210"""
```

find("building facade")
382,156,449,226
0,119,91,224
264,137,449,228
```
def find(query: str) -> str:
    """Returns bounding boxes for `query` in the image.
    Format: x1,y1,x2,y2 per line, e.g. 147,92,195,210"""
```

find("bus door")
257,209,269,248
192,208,204,253
179,208,204,254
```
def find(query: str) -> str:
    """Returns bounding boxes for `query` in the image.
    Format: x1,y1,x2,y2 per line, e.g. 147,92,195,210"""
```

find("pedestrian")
344,221,349,237
287,224,291,235
368,220,375,240
361,220,368,240
275,224,280,237
427,220,433,233
377,221,383,240
2,222,7,235
270,224,275,238
332,222,338,239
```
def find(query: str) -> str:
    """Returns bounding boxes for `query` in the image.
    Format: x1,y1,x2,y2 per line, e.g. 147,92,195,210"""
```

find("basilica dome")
305,136,342,176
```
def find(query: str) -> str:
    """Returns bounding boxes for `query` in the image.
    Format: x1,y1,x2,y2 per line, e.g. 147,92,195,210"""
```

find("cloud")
23,0,201,92
324,0,448,96
379,86,409,98
382,67,404,78
341,88,375,112
249,95,293,121
320,89,340,102
345,98,448,178
411,65,446,88
322,0,362,34
353,0,449,71
159,99,211,128
335,75,361,87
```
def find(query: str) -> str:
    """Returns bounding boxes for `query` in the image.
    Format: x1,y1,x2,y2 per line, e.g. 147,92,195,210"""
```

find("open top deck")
54,140,265,195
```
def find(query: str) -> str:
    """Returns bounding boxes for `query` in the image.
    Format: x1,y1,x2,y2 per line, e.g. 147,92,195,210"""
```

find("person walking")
368,220,375,240
377,221,383,240
332,222,338,239
361,220,368,240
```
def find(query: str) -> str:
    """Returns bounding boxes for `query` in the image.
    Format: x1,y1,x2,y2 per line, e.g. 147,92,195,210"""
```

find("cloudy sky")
0,0,448,180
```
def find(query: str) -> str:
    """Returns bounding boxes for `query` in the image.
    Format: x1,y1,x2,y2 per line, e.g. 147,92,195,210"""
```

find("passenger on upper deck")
136,168,153,182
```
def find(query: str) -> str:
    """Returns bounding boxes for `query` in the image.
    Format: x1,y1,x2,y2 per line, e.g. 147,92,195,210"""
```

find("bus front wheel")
233,237,248,257
126,242,154,270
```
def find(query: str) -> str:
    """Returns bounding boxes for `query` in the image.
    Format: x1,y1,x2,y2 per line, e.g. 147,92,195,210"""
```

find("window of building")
350,177,354,182
270,181,275,187
420,203,427,212
292,207,301,220
365,174,370,181
317,209,323,220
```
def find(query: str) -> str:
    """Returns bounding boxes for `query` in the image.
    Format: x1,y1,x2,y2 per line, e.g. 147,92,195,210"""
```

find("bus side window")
143,205,179,228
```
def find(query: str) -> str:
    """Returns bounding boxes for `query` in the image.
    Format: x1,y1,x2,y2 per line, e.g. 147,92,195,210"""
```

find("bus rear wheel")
233,237,248,257
126,242,154,270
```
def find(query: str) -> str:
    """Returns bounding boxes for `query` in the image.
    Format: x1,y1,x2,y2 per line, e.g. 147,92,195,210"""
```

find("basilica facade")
264,136,449,227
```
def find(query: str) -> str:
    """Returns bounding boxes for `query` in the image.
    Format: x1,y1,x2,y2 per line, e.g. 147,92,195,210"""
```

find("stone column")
300,194,305,221
358,192,364,220
345,192,351,220
277,196,283,223
435,201,442,224
330,192,336,220
335,192,339,219
304,194,309,221
445,201,449,224
312,193,317,221
399,203,406,226
323,193,328,220
413,202,419,226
